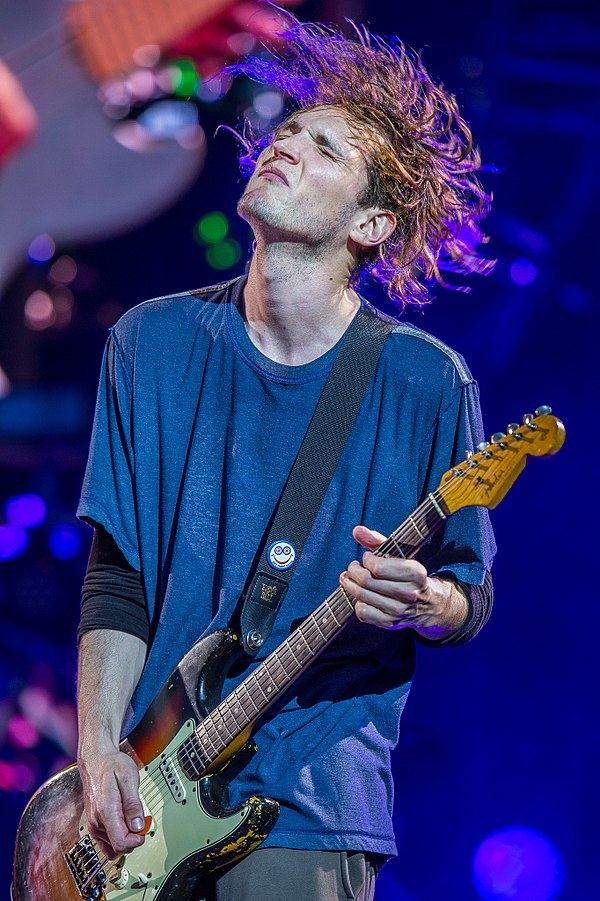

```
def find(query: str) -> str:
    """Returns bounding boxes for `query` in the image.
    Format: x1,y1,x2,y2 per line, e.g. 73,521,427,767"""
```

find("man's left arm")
341,524,492,645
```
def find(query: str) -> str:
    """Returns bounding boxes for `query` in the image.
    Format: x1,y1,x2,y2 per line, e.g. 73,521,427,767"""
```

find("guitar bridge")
65,835,107,899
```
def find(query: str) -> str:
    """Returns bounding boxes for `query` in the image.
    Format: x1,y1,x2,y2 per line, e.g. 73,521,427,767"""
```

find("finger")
357,554,428,589
352,525,387,550
100,771,144,853
354,599,411,630
343,572,416,619
115,763,146,835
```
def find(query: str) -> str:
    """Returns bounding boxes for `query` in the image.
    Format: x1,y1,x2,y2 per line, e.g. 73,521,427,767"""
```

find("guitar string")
81,439,523,888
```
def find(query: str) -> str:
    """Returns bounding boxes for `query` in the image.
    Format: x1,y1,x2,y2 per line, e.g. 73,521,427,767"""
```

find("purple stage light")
509,257,538,286
27,233,55,264
473,826,566,901
4,493,47,528
48,523,81,560
0,524,29,560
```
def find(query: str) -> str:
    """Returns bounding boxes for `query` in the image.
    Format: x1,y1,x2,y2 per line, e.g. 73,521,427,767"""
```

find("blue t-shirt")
78,275,495,855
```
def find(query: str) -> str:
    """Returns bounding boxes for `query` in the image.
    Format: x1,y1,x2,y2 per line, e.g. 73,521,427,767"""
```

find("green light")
206,239,242,270
196,212,229,245
171,59,199,98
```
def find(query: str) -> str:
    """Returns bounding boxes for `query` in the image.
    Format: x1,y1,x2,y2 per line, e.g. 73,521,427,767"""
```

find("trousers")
193,848,379,901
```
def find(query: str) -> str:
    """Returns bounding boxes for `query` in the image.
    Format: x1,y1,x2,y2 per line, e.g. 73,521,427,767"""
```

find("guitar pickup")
160,754,186,803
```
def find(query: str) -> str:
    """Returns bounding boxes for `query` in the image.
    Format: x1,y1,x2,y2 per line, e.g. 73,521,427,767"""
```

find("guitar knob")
534,405,552,416
490,432,506,443
477,441,490,451
523,413,534,424
507,423,520,434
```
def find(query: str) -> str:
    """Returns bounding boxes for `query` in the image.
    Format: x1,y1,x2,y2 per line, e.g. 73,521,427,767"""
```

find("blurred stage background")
0,0,597,898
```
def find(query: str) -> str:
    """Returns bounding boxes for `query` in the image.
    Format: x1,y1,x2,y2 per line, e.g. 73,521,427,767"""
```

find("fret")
253,674,271,704
272,648,293,681
408,514,426,540
387,533,406,558
309,612,328,643
210,703,236,741
337,586,355,613
240,681,261,715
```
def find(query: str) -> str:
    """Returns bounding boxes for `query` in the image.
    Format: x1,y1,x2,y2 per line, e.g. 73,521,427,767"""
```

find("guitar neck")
177,490,449,777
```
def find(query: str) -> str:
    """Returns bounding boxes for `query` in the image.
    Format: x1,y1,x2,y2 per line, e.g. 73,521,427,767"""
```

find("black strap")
238,305,395,655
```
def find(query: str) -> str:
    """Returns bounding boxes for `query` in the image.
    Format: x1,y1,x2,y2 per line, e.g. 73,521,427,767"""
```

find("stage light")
6,715,39,750
196,71,233,103
27,233,55,264
24,290,55,330
170,59,200,97
48,523,81,560
510,257,538,286
252,89,285,122
49,255,78,285
196,211,229,245
4,493,47,529
0,524,29,560
473,826,566,901
206,238,242,270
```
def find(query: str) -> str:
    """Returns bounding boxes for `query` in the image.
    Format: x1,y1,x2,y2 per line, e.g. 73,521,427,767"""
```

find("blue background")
1,0,597,898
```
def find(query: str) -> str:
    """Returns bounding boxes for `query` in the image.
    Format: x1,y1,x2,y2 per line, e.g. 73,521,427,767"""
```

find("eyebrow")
277,119,348,157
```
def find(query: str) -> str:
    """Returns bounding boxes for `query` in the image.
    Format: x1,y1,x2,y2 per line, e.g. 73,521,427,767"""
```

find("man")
76,16,495,901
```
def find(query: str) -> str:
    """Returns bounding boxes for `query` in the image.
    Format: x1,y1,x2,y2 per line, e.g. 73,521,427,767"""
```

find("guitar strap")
236,304,395,655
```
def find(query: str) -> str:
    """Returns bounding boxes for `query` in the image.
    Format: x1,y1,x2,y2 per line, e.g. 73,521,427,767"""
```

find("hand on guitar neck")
341,525,470,641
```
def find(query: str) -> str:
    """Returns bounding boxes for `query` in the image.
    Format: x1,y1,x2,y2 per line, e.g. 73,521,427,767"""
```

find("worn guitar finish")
12,410,565,900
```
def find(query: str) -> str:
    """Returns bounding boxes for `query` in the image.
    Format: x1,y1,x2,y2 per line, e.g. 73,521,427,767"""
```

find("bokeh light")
196,211,229,245
24,290,55,330
206,238,242,270
0,525,29,560
4,493,47,529
48,523,81,560
473,826,566,901
27,234,55,264
48,255,78,285
509,257,538,286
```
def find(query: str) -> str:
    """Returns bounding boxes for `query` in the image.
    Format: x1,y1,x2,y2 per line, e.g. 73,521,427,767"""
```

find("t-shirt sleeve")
77,333,140,570
417,377,497,586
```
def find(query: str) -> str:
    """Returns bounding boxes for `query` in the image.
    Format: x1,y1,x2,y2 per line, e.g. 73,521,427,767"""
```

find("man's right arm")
77,628,147,859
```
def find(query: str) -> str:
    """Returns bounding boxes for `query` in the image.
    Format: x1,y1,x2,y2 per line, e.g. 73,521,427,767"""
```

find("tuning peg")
465,449,473,459
535,405,552,416
477,441,490,451
506,423,519,434
523,413,534,425
491,432,506,443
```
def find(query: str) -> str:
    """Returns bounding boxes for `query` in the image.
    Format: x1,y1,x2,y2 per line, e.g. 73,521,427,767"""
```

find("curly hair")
229,14,494,308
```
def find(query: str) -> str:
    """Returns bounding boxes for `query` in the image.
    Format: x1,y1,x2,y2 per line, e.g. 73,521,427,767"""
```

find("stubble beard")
237,184,346,252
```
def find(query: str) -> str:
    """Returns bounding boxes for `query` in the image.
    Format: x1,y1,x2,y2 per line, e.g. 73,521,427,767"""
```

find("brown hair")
231,16,494,308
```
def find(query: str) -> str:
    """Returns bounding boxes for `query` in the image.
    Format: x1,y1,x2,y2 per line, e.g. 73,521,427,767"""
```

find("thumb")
352,524,387,551
116,767,145,832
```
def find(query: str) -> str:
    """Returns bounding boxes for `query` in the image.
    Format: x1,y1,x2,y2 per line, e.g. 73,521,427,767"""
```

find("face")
237,106,373,250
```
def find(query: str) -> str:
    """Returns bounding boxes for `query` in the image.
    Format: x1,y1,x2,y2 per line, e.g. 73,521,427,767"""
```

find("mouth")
258,166,288,185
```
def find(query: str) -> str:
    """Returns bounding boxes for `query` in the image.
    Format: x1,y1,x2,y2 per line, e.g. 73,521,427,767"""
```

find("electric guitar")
11,408,565,900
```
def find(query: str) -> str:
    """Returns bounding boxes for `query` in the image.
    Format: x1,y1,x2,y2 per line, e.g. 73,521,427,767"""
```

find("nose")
271,132,300,164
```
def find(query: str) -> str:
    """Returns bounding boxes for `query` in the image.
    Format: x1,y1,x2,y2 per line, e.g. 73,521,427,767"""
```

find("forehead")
278,106,363,154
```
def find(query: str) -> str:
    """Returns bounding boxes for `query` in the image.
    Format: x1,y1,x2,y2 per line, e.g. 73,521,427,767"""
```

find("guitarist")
76,14,496,901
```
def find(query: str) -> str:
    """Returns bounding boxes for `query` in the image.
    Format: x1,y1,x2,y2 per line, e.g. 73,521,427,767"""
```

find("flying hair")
229,14,494,308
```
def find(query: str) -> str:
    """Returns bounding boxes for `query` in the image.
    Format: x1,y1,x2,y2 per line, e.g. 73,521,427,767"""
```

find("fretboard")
178,489,449,778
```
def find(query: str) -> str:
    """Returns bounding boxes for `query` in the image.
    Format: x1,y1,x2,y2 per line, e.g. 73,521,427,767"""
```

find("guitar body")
12,629,279,900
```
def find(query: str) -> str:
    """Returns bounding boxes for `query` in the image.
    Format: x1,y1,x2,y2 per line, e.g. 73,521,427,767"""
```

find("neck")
242,242,360,366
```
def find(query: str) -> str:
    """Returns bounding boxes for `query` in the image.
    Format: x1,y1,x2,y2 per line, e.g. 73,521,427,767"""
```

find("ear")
349,209,396,251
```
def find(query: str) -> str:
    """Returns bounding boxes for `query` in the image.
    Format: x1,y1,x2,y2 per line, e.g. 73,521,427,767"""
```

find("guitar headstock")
439,406,565,513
